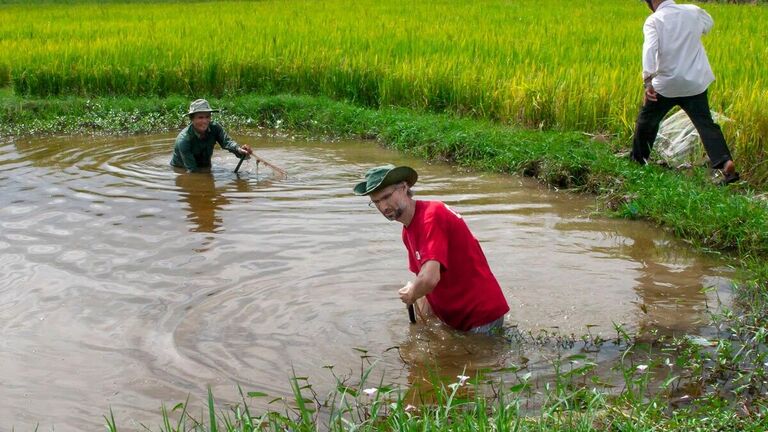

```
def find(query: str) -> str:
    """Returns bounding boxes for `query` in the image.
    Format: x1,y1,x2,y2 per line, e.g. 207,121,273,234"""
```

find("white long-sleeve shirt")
642,0,715,98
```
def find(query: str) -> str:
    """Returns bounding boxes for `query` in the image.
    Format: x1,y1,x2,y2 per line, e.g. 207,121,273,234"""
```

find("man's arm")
698,8,714,35
641,19,659,85
641,18,659,103
176,138,200,172
399,260,441,305
215,124,240,154
214,124,251,157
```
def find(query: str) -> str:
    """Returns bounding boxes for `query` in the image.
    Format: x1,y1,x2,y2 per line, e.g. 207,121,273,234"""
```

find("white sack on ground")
654,109,731,167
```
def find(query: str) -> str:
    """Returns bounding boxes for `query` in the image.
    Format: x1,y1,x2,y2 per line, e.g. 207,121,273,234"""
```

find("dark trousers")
631,90,732,169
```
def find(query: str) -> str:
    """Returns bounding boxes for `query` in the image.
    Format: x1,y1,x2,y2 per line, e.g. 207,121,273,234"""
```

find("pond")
0,133,733,430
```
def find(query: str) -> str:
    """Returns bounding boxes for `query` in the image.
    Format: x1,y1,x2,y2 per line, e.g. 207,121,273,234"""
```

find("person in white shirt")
631,0,738,184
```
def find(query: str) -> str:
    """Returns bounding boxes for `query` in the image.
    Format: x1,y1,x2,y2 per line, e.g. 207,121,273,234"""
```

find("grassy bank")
4,93,768,429
104,363,768,431
3,91,767,257
1,0,767,186
103,327,768,431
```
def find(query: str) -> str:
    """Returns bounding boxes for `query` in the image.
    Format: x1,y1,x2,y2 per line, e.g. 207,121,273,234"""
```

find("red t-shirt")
402,200,510,331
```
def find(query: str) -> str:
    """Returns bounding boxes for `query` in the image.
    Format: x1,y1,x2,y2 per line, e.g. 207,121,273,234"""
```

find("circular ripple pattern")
0,134,733,431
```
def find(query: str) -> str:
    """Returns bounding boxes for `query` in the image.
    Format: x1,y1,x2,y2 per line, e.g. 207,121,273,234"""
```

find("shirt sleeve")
176,134,199,172
213,124,240,156
405,234,419,274
698,8,714,35
418,205,450,271
641,17,659,82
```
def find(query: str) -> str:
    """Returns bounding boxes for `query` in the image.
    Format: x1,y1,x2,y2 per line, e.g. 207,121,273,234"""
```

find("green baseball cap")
353,164,418,196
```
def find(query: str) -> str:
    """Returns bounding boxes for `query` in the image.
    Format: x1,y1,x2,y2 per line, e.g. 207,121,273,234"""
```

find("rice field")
1,0,767,184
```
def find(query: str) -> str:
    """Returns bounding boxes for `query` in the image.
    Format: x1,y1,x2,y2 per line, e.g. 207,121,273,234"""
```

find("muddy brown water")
0,133,732,430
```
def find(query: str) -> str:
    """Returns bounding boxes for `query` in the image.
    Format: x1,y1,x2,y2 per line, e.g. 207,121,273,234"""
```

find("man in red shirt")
354,164,509,335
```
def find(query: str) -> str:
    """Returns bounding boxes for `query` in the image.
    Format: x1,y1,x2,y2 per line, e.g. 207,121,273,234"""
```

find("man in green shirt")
170,99,253,172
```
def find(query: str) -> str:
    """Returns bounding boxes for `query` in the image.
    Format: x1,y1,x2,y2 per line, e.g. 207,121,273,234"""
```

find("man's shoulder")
643,7,665,28
419,200,445,213
413,200,441,224
678,3,701,11
175,125,192,144
659,2,701,16
420,200,462,221
673,3,703,19
209,122,225,133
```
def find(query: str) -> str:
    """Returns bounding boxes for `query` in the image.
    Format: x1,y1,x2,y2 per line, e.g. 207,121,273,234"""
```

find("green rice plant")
1,0,766,185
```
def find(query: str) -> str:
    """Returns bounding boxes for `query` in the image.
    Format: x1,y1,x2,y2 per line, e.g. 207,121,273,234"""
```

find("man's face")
369,183,406,221
191,112,212,134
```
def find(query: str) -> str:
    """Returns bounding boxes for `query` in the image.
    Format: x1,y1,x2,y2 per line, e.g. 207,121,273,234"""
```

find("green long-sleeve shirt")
170,123,241,172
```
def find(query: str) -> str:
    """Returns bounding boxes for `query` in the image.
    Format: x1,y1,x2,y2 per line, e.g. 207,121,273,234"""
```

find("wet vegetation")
101,332,768,431
2,0,768,430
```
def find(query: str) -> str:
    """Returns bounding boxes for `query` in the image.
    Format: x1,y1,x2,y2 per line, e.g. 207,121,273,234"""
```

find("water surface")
0,133,732,430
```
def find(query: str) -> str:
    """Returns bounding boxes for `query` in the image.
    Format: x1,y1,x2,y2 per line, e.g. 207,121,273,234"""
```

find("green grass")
99,345,768,431
1,0,767,186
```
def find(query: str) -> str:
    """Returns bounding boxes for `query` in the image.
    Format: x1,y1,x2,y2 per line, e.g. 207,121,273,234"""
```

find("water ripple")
0,134,735,431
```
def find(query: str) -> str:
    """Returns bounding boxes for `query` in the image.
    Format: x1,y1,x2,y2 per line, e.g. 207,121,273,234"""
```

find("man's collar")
189,124,211,138
657,0,675,11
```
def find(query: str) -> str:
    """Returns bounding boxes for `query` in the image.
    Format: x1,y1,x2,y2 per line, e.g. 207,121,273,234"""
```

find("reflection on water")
625,234,713,335
557,219,724,337
174,170,256,234
176,171,227,233
0,133,733,431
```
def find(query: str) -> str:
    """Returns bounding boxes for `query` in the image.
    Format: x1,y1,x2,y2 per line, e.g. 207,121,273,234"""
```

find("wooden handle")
253,154,287,177
233,152,287,177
